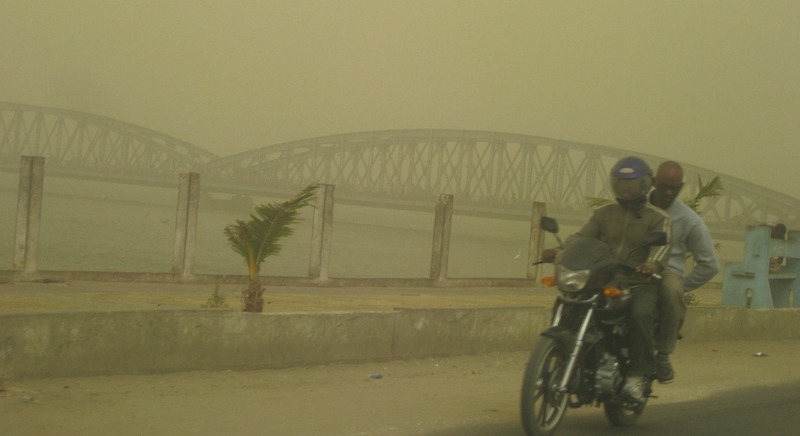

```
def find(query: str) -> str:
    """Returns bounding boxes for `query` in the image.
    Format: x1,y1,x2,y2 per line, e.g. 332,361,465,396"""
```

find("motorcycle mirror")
540,216,559,234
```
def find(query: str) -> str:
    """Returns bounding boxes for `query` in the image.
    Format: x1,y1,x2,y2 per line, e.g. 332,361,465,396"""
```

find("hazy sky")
3,1,799,197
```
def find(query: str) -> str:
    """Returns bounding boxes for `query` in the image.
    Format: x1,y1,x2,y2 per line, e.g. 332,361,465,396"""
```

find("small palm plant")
224,184,317,312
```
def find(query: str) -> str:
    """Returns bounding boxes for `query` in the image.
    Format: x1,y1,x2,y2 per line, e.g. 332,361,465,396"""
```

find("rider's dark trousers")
627,284,658,377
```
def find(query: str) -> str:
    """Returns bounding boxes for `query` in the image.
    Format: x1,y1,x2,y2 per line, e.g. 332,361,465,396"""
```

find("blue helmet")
610,156,653,208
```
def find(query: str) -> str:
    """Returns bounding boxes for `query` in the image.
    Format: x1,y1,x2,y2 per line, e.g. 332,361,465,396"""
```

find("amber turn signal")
603,287,623,297
540,276,557,287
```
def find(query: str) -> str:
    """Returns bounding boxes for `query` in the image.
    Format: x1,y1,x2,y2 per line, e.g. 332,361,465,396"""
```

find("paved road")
2,338,798,435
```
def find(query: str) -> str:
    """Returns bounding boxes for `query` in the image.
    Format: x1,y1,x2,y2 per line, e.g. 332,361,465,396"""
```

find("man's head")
610,156,653,210
651,161,685,209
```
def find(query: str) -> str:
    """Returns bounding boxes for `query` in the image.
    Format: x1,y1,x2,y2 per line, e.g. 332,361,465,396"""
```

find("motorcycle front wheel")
520,336,570,436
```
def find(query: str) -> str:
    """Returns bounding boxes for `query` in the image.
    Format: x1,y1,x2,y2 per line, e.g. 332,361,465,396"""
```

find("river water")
0,171,743,283
0,172,538,278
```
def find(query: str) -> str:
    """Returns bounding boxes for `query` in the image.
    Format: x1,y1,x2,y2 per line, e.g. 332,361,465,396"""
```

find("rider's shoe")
622,376,648,402
656,353,675,384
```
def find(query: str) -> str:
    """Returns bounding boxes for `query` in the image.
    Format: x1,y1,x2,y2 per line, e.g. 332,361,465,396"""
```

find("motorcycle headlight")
556,264,591,293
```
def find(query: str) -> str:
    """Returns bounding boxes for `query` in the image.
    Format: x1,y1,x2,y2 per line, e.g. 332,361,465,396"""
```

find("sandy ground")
2,338,799,435
1,280,752,435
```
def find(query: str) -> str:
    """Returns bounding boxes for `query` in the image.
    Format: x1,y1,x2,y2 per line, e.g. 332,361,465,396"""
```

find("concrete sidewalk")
0,280,725,313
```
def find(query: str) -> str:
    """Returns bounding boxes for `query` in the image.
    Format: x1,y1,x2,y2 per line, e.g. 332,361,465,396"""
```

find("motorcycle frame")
549,295,599,393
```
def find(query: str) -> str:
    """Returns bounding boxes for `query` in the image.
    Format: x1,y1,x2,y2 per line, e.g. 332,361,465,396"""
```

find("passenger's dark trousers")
627,284,658,377
655,270,686,354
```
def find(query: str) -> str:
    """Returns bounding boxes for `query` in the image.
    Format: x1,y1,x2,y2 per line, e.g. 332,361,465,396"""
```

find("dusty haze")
2,1,798,197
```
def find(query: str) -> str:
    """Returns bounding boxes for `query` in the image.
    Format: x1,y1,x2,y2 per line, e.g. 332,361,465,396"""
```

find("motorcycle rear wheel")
520,336,570,436
603,398,647,426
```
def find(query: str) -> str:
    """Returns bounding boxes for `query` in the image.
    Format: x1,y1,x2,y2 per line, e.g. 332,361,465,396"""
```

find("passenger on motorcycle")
571,156,671,402
650,161,719,385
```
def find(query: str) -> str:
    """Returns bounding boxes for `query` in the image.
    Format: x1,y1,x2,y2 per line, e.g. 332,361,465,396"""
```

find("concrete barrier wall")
682,307,800,341
2,306,799,379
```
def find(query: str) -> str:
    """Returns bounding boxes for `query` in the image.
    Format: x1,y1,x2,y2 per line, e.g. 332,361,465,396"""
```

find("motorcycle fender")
540,326,576,350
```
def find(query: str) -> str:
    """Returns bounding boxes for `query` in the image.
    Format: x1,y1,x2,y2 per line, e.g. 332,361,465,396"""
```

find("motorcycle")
520,216,666,436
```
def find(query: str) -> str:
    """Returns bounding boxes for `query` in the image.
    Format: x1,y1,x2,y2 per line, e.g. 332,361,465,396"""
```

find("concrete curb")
2,306,799,379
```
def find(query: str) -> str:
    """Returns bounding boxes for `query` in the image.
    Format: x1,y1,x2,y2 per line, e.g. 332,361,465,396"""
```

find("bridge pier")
13,156,44,274
172,172,200,280
430,194,454,282
527,202,547,280
309,184,335,282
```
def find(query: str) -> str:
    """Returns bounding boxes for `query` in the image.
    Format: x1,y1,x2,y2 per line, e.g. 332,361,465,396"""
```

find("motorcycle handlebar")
650,272,663,281
534,256,662,280
619,260,662,281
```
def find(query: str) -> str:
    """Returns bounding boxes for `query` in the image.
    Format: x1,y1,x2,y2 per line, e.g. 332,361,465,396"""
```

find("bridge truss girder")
206,129,800,234
0,101,218,177
1,102,798,238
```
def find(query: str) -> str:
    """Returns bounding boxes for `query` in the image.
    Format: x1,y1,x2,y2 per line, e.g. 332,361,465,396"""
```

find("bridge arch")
205,129,800,234
0,101,218,177
2,102,798,237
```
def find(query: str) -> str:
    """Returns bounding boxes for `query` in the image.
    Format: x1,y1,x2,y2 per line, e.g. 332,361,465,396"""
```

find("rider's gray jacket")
573,202,672,281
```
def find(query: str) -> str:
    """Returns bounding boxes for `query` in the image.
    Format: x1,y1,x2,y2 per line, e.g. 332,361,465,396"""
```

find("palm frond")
224,184,318,280
683,175,723,213
223,219,253,259
251,184,317,263
223,219,261,280
697,175,724,198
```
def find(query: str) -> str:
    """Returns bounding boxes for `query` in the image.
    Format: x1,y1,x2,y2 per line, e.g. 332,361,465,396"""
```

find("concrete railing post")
14,156,45,273
309,184,335,281
527,201,547,280
172,172,200,280
430,193,454,282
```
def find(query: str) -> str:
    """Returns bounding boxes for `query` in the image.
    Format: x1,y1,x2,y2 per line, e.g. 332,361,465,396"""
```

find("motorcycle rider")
650,161,719,384
572,156,671,402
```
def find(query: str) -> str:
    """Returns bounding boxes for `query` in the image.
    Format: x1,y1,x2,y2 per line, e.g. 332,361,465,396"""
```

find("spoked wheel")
520,337,570,436
603,397,647,426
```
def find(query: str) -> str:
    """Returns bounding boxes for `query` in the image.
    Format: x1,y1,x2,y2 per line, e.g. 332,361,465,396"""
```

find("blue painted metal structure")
722,225,800,308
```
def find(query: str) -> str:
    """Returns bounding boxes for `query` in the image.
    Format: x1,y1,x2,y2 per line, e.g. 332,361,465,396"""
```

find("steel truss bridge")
2,101,798,240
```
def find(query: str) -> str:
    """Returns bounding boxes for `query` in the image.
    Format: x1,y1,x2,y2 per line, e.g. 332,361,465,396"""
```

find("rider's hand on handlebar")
635,262,657,276
540,248,558,262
